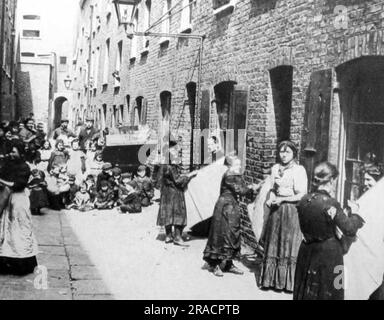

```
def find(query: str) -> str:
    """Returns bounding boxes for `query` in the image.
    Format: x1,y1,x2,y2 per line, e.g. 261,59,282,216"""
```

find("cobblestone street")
0,194,291,300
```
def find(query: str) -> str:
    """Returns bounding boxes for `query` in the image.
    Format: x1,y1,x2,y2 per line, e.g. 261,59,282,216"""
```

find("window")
212,0,236,14
22,30,40,38
180,0,193,32
23,15,40,20
103,39,110,84
131,10,139,59
160,0,172,43
143,0,152,49
115,41,123,87
102,104,107,128
94,47,100,88
120,105,125,123
60,56,67,65
21,52,35,57
213,0,231,9
135,97,144,126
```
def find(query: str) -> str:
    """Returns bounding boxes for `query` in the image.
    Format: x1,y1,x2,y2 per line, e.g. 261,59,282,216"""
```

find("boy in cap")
118,172,142,214
96,162,113,191
63,174,79,209
134,165,154,207
94,180,115,210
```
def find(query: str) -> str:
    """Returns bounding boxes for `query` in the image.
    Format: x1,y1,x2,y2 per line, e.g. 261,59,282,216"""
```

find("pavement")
0,193,292,300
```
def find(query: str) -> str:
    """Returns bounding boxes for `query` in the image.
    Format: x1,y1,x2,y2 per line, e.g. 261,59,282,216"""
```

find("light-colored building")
0,0,18,123
16,0,78,133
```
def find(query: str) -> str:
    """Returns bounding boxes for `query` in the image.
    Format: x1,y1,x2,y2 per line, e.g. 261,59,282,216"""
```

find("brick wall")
17,62,51,124
72,0,384,250
0,0,18,121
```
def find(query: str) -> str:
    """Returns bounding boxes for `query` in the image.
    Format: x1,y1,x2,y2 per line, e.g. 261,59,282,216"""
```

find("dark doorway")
214,81,237,155
337,56,384,204
270,66,293,143
53,97,68,130
186,82,197,169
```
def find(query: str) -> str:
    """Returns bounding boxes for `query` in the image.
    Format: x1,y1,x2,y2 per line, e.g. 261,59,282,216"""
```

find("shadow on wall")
17,71,33,119
249,0,278,19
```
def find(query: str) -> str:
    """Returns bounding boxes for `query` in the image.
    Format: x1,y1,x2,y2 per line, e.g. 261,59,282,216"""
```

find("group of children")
27,137,155,215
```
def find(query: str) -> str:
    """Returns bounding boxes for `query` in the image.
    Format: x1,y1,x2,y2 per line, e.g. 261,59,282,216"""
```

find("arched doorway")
337,56,384,204
53,96,69,130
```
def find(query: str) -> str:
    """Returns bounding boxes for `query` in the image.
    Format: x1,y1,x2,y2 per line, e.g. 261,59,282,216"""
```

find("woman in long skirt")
0,140,38,275
294,162,365,300
258,141,308,292
203,155,260,277
157,140,197,246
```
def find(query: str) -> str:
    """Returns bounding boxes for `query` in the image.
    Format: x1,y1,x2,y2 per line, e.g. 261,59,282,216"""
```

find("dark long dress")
294,190,364,300
203,172,254,265
157,165,191,227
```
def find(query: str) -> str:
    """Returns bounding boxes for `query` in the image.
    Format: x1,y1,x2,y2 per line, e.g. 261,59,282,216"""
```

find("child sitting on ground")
134,165,155,207
96,162,113,191
28,169,49,216
63,174,79,209
85,174,98,202
118,172,142,214
68,182,94,212
94,180,115,210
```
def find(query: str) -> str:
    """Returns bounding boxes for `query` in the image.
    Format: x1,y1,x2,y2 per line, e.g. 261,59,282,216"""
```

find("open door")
301,69,333,189
230,85,249,171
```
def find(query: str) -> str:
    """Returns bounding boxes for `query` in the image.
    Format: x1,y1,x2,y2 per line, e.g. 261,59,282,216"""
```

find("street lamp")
64,75,72,90
113,0,139,26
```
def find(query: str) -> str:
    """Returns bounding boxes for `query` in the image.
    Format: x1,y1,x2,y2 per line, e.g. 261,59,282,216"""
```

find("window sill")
213,0,237,15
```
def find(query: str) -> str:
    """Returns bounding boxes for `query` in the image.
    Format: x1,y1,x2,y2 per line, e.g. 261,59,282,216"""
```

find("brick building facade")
0,0,18,122
72,0,384,247
16,0,78,133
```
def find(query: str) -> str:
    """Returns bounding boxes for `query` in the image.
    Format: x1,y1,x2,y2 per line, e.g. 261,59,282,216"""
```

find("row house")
72,0,384,248
0,0,18,122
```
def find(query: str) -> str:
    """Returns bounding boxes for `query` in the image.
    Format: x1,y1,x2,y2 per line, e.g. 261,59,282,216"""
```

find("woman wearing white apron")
0,140,38,275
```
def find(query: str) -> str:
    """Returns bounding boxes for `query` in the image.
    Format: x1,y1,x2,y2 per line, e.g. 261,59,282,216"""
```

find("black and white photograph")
0,0,383,305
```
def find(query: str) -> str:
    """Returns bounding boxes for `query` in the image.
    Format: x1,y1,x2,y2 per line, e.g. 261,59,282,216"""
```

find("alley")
0,199,291,300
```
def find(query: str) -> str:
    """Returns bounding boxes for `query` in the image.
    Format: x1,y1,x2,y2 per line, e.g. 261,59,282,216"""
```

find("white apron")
0,189,39,258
